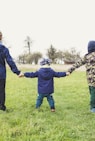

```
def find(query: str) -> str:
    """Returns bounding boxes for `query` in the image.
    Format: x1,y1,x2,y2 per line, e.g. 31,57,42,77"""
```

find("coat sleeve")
24,71,38,78
53,71,66,77
5,48,20,75
68,57,86,73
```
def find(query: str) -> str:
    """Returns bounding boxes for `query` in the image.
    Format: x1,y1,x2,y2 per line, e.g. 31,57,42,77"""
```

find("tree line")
17,36,81,64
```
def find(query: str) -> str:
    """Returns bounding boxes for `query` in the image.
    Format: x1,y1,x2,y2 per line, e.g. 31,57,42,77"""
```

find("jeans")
36,93,55,109
89,86,95,109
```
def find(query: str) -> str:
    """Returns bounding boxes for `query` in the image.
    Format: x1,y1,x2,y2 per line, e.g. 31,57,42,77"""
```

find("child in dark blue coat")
0,31,21,111
19,58,69,112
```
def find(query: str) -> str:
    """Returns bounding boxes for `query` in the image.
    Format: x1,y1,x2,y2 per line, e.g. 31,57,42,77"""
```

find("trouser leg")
0,79,6,111
47,95,55,109
0,79,6,105
36,94,43,108
89,86,95,109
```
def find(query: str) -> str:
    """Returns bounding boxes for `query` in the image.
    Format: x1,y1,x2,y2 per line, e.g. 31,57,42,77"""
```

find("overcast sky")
1,0,95,58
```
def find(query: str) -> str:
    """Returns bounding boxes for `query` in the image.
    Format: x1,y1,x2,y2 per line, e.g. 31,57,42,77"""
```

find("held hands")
19,72,24,77
66,72,70,76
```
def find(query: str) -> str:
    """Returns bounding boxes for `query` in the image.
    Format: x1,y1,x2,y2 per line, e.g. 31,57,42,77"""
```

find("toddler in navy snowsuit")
19,58,69,112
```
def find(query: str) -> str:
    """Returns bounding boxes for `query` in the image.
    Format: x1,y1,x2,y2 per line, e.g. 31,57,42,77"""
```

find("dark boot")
0,104,6,111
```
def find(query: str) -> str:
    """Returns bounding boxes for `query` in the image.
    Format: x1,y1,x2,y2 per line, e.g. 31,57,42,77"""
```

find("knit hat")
88,41,95,53
40,58,52,66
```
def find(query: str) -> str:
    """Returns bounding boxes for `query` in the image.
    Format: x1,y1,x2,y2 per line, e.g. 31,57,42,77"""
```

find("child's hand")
66,72,70,76
19,72,24,77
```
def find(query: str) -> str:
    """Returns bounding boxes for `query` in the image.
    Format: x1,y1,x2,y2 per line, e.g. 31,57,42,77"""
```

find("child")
0,31,21,111
19,58,69,112
68,40,95,113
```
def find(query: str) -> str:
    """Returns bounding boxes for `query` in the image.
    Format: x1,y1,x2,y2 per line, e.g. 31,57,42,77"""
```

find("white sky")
1,0,95,58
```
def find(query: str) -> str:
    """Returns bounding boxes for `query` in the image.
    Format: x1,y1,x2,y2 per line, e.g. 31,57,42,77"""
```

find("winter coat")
68,41,95,87
0,44,20,79
24,67,66,94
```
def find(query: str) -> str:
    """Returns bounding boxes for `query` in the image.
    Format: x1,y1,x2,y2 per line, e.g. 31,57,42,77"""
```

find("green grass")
0,67,95,141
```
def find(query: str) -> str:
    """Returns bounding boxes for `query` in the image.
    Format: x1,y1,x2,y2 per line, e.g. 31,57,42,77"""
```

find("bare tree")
18,54,27,64
24,36,33,54
63,48,81,64
32,52,42,64
18,52,42,64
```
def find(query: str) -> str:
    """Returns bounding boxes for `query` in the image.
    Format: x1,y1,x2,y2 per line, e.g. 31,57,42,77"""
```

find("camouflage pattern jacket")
68,52,95,87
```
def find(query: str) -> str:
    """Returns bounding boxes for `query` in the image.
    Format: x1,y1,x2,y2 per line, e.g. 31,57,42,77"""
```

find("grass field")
0,66,95,141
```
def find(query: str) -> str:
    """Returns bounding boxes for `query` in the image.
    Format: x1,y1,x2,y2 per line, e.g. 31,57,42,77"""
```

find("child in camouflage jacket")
68,41,95,112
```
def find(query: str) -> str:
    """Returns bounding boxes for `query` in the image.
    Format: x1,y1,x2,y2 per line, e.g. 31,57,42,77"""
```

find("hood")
88,41,95,53
39,68,53,80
